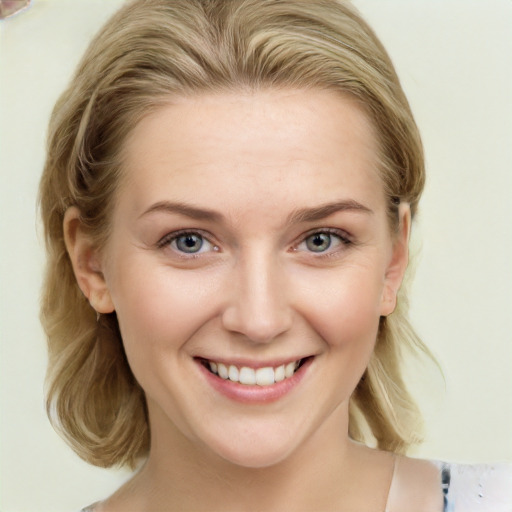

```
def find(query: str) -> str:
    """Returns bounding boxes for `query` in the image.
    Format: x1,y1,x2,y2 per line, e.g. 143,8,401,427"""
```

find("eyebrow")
139,199,373,224
139,201,223,222
287,200,373,224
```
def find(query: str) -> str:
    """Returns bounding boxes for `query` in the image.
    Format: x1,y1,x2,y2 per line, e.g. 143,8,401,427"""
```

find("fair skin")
65,89,441,511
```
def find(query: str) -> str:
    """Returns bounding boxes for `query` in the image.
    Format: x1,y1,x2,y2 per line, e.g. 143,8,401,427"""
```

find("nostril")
221,302,293,344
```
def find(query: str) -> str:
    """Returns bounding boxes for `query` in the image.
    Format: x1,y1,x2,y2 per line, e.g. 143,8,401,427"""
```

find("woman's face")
94,89,408,468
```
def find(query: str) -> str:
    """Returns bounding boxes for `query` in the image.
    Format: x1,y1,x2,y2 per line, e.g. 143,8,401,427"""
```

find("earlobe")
380,203,411,317
63,207,115,314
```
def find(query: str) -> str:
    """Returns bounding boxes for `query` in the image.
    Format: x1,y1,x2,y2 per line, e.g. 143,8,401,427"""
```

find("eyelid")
155,227,352,258
156,229,219,255
294,227,353,254
300,227,352,243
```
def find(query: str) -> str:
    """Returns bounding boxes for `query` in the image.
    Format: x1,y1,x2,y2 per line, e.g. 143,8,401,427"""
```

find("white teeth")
217,363,229,379
239,366,257,385
274,364,285,382
284,361,296,378
206,359,304,386
228,365,239,382
255,367,275,386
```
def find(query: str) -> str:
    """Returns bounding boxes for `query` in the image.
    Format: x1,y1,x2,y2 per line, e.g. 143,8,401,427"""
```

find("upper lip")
195,355,313,369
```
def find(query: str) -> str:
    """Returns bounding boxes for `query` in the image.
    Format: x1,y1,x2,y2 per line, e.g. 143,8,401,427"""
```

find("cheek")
108,261,221,362
306,272,383,398
295,265,385,350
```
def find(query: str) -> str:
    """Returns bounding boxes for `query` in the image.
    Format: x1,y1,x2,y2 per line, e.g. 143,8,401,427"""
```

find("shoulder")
434,461,512,512
79,502,101,512
386,456,443,512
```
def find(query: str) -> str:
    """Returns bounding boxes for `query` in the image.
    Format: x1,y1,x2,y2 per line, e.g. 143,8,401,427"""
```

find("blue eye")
157,231,217,255
174,233,205,253
297,230,349,254
305,233,332,252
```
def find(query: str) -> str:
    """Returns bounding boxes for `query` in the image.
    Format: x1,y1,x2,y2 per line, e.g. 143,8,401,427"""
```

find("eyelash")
294,228,353,258
156,229,219,258
156,228,353,258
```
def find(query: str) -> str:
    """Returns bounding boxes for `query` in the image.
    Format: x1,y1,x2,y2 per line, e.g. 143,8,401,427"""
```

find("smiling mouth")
199,358,310,386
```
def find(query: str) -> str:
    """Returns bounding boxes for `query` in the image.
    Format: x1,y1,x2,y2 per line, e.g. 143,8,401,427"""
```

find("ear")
380,203,411,316
63,206,115,314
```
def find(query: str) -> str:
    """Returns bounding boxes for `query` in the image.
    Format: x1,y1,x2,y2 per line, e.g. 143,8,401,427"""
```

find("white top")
436,462,512,512
385,459,512,512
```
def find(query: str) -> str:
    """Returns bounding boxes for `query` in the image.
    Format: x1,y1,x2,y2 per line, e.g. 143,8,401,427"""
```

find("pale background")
1,1,511,510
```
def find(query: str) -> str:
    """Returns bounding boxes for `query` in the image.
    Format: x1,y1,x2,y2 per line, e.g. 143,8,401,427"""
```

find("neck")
105,402,392,512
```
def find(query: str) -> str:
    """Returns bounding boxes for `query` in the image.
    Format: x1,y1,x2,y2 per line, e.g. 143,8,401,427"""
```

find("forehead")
118,89,385,219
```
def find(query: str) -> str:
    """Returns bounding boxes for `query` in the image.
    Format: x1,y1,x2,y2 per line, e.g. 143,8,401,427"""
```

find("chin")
216,442,295,469
201,422,303,469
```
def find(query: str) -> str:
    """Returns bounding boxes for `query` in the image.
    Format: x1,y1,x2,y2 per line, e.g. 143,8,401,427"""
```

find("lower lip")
197,358,313,404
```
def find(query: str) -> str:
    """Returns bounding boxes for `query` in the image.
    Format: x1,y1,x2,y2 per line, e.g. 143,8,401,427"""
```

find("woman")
38,0,511,510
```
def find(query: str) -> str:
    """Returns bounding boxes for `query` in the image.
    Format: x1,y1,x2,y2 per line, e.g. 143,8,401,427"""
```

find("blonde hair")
40,0,429,468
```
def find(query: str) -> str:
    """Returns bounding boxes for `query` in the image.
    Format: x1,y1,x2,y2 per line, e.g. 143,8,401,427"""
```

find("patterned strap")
441,463,452,512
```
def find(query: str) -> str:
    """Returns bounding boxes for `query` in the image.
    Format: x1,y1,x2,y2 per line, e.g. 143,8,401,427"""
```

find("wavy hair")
40,0,430,468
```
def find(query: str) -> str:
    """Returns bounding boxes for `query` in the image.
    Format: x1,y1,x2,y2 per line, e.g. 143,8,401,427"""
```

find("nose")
221,250,293,344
